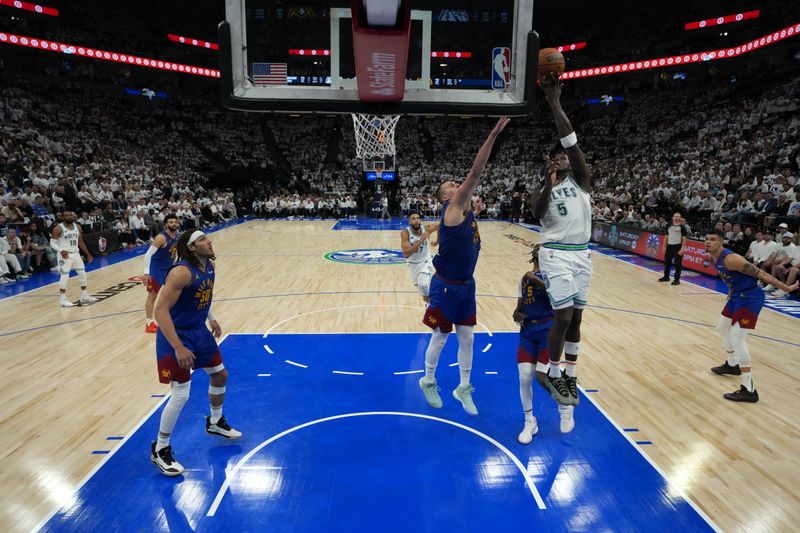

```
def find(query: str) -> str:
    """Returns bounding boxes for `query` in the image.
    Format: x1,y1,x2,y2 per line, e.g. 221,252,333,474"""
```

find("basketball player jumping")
150,230,241,477
705,229,797,402
532,73,593,408
50,211,96,307
514,243,574,444
142,214,180,333
400,212,438,302
419,116,510,415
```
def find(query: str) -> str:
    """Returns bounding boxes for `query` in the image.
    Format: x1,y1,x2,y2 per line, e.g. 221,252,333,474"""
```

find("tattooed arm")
725,253,799,293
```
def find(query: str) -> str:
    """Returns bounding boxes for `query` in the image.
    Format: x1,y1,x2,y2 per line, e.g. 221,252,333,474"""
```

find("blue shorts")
722,291,765,329
517,321,552,369
423,275,477,333
156,326,222,383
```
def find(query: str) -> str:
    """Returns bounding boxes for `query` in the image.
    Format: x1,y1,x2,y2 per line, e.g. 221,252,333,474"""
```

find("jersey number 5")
556,203,568,216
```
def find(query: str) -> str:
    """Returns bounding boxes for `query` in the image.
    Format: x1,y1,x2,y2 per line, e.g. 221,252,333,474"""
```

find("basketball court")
1,219,798,532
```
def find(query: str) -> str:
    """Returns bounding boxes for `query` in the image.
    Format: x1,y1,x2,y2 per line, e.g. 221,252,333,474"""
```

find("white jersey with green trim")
406,226,430,264
540,176,592,245
56,223,81,253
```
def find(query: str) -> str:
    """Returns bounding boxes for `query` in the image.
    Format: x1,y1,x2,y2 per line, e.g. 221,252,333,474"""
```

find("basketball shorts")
408,260,432,297
146,276,162,294
59,251,85,273
156,326,223,383
423,274,477,333
722,291,765,330
517,321,552,372
538,247,592,310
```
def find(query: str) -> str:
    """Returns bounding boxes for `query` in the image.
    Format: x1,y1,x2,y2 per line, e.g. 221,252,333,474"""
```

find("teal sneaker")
452,384,478,415
419,377,443,408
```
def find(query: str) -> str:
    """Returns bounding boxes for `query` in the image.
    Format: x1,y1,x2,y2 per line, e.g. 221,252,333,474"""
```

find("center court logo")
324,249,405,265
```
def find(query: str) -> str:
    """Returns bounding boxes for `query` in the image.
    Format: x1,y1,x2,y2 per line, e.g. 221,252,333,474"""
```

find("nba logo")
492,47,511,90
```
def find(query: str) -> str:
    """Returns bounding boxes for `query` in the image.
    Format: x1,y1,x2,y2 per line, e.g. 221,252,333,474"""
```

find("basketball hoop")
351,113,400,163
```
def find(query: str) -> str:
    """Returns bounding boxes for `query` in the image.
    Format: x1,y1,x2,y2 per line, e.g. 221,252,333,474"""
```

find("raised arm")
533,162,557,220
540,73,591,190
725,252,798,293
451,117,510,209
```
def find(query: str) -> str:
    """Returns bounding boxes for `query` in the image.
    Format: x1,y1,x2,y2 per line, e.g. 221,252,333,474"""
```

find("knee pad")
170,381,191,407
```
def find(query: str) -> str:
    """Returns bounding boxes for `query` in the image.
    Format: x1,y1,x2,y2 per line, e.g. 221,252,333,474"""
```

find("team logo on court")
324,249,405,265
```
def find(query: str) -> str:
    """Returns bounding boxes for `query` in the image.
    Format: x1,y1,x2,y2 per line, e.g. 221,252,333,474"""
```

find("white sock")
564,360,577,378
455,325,474,387
424,330,448,383
210,405,222,424
742,372,754,392
548,361,561,378
156,433,170,451
726,351,737,366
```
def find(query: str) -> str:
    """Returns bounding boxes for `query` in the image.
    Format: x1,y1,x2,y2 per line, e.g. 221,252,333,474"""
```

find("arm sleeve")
50,239,62,253
206,308,215,321
143,245,159,274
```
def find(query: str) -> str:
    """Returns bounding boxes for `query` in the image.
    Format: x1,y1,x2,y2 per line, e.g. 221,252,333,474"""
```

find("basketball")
538,48,565,79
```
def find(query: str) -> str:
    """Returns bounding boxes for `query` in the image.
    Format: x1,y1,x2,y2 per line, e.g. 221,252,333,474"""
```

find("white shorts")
538,247,592,310
408,260,432,297
59,251,85,273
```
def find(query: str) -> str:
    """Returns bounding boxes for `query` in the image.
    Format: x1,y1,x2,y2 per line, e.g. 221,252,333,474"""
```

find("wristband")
560,132,578,149
207,309,216,321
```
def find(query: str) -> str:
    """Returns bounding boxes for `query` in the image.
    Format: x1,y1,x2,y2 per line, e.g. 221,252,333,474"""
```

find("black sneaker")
671,280,680,285
546,374,572,406
711,362,741,376
565,375,580,406
206,415,242,439
723,385,759,403
150,442,184,476
658,277,670,282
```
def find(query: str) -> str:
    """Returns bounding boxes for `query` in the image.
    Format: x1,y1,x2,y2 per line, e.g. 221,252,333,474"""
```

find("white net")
351,114,401,160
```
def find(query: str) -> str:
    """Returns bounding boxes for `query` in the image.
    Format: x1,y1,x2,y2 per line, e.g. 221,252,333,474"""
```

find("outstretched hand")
540,72,563,103
544,156,559,185
491,116,511,137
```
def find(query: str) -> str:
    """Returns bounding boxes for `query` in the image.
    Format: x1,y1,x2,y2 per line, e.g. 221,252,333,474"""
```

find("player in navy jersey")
150,229,241,477
513,244,574,444
705,229,798,402
142,214,180,333
418,117,510,415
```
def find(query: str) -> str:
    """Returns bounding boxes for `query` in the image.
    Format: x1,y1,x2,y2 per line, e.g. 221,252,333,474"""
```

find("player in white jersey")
50,211,96,307
532,73,593,409
400,212,439,302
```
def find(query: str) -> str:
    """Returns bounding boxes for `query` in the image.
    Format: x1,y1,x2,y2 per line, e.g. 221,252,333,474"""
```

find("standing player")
418,117,510,415
150,230,241,476
142,214,180,333
532,73,593,408
513,244,574,445
50,211,96,307
705,229,797,402
400,212,438,302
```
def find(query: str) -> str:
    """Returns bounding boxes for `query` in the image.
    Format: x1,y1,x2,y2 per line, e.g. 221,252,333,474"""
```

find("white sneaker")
150,442,184,477
206,416,242,439
558,405,575,433
452,384,478,415
80,294,98,303
771,290,786,297
60,299,75,307
517,417,539,444
764,285,776,292
0,278,8,284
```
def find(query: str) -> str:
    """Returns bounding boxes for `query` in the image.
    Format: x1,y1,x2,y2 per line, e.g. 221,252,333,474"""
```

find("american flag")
252,62,287,85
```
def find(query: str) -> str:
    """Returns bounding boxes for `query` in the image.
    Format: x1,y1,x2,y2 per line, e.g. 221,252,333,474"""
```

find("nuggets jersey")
714,249,760,296
433,202,481,280
540,177,592,245
56,223,80,253
406,226,430,264
167,260,215,328
519,273,554,323
149,231,179,282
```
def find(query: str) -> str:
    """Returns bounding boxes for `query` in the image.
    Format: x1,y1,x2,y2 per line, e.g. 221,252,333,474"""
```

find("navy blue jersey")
519,273,554,323
149,231,179,283
167,260,215,328
433,202,481,280
715,249,760,296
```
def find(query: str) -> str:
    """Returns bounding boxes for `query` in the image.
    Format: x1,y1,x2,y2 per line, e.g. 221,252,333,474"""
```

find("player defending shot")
705,229,798,402
514,244,574,444
400,212,439,302
142,214,180,333
419,117,510,415
150,230,241,477
532,73,593,408
49,211,96,307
